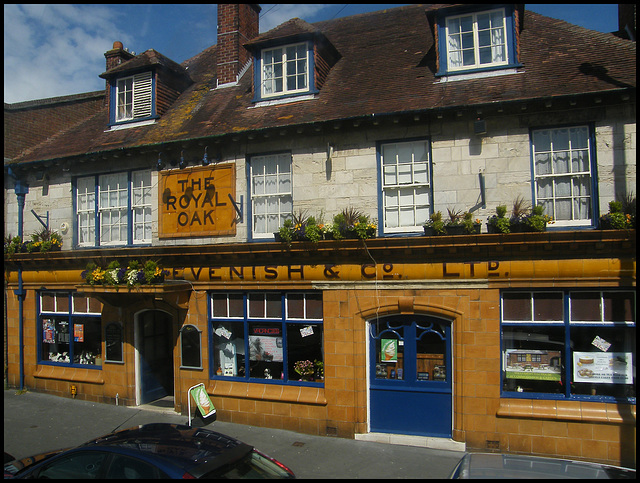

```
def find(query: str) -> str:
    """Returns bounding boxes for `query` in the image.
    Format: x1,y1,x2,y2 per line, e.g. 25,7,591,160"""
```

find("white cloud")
3,4,129,103
259,4,332,32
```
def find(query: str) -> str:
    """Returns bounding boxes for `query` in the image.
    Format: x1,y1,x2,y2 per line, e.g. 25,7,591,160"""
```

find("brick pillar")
217,4,261,86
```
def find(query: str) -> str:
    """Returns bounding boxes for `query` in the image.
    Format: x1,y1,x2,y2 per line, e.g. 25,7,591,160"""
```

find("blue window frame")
435,5,520,76
501,290,636,403
209,292,324,385
74,169,152,248
38,291,102,368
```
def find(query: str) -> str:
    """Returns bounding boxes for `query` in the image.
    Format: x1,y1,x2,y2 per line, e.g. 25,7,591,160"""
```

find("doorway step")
355,432,465,452
136,396,178,414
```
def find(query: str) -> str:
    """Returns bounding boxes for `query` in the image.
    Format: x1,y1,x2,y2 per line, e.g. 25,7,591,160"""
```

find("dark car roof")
83,423,253,477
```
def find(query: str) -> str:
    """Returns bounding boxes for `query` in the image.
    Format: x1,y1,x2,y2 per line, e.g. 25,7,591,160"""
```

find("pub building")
4,4,636,468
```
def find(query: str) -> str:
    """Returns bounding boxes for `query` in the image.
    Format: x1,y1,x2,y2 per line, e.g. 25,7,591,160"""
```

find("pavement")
4,389,464,478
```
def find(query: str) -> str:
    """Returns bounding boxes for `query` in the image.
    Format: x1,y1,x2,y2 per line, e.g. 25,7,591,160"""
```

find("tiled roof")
8,4,636,166
100,48,190,80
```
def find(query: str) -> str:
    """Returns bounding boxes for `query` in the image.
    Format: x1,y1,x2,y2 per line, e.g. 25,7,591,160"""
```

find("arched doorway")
369,314,452,437
136,311,174,405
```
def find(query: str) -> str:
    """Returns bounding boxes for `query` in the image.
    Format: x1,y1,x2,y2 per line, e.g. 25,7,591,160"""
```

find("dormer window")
114,71,153,122
247,18,340,105
261,42,310,98
446,9,508,71
434,5,521,78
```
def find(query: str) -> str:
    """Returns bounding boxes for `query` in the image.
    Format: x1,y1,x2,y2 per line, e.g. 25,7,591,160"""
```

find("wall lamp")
202,146,210,166
156,152,164,171
179,151,188,170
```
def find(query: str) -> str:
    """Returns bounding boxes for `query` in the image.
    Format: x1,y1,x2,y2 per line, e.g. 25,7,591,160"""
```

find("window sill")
250,93,316,108
34,364,105,384
497,398,636,424
105,118,156,131
436,67,520,83
210,380,327,406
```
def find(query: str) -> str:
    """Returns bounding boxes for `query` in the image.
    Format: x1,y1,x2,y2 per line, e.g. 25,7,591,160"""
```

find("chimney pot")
113,41,124,50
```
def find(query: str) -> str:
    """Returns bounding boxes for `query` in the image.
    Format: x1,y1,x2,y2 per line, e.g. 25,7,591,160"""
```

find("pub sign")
159,164,236,238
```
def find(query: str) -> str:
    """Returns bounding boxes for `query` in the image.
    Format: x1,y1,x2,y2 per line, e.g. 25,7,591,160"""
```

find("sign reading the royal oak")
159,164,236,238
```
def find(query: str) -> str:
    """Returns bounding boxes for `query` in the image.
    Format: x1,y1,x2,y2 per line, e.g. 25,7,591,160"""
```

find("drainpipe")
9,169,28,390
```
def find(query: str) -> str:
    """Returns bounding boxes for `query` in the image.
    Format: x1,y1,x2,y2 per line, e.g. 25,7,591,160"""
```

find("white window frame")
99,173,129,246
76,170,152,247
76,176,96,247
261,42,309,98
531,126,593,227
131,170,153,244
445,8,508,72
380,140,432,234
250,153,293,239
115,71,152,122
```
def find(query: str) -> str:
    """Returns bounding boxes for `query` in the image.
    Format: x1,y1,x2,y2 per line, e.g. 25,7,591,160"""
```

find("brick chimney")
217,4,261,87
103,41,135,108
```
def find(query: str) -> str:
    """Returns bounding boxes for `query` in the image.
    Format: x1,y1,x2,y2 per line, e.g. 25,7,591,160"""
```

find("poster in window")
504,349,562,381
43,319,55,344
573,352,633,384
249,335,283,362
73,323,84,342
381,339,398,362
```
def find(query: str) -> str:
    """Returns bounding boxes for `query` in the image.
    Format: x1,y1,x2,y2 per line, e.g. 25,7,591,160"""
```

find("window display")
210,292,323,384
501,290,635,401
39,292,102,367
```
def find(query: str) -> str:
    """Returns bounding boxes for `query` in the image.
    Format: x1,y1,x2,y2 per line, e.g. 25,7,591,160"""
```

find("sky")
4,4,622,104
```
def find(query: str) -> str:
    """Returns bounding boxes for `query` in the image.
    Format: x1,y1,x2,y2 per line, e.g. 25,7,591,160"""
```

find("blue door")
369,315,452,437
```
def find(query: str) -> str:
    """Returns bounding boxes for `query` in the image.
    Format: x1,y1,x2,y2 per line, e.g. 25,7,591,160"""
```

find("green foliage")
523,205,552,232
424,211,446,235
599,200,633,230
488,205,510,233
81,260,168,286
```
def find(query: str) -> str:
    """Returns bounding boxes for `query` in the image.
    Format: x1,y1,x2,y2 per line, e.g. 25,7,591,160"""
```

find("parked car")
449,452,635,479
4,423,295,479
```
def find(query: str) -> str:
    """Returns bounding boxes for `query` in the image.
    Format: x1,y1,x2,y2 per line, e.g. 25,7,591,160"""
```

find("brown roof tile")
8,4,636,166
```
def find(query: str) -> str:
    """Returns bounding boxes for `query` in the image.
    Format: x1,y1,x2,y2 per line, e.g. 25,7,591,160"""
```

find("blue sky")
4,4,621,104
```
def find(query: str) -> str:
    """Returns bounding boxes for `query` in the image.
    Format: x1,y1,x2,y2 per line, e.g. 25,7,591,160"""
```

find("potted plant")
294,360,315,381
276,218,295,244
81,259,168,287
487,205,511,234
599,200,633,230
330,208,376,240
314,360,324,381
424,211,446,235
461,211,482,234
4,235,27,256
304,215,326,243
522,205,553,232
509,196,531,232
25,227,63,253
444,208,465,235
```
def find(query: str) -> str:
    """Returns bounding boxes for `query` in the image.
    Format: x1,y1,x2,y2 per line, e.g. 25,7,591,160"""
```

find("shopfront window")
501,290,635,402
39,292,102,367
210,292,323,384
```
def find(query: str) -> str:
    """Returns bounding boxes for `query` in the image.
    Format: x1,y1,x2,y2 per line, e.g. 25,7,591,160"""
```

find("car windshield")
201,449,294,479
